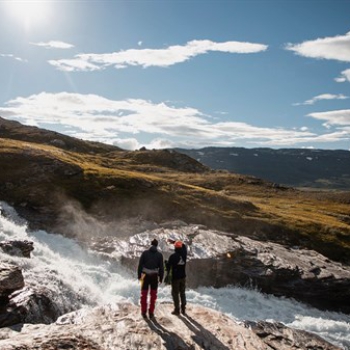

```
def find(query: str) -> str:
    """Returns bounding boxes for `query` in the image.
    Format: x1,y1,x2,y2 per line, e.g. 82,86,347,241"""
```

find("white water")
1,202,350,349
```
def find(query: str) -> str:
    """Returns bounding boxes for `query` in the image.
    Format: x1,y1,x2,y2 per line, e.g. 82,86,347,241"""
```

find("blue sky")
0,0,350,150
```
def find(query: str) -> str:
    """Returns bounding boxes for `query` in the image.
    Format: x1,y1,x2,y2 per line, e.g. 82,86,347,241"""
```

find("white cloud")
335,68,350,82
31,41,74,49
48,39,268,72
112,138,141,150
285,31,350,62
294,93,349,106
211,121,316,141
308,109,350,126
256,130,349,147
48,58,101,72
0,92,348,150
138,41,143,46
140,138,175,150
0,53,26,62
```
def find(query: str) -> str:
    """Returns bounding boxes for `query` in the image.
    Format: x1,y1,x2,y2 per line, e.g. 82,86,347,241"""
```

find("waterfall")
1,201,349,349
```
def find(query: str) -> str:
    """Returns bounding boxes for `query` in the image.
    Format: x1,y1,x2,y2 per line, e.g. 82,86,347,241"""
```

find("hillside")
176,147,350,189
0,116,350,264
0,116,120,154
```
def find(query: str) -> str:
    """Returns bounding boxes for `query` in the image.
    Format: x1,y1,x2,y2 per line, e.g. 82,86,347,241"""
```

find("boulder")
50,139,66,148
0,287,61,328
0,240,34,258
0,262,61,328
0,263,24,297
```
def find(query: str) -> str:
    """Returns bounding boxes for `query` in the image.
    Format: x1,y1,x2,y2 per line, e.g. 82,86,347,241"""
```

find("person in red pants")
137,238,164,319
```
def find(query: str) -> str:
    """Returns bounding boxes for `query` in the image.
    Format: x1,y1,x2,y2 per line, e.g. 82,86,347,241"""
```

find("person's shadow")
179,314,231,350
146,318,191,350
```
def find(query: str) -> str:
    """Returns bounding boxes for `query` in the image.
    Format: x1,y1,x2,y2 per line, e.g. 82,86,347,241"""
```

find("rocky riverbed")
1,212,350,349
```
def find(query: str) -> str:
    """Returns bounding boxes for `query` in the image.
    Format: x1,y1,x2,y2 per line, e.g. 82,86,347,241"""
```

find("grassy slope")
0,137,349,264
0,116,120,154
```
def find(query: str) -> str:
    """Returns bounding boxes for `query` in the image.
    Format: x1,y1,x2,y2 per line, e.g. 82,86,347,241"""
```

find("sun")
4,1,51,29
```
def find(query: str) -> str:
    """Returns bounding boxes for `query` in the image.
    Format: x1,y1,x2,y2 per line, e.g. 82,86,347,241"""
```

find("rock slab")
0,303,341,350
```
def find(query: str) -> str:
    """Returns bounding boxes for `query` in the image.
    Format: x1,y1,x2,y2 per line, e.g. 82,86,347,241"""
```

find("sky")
0,0,350,151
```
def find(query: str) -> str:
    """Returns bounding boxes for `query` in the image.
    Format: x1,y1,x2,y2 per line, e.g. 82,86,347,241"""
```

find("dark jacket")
166,244,187,280
138,245,164,281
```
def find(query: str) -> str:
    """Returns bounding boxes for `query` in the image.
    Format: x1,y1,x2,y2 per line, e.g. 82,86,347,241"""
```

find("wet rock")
0,303,340,350
0,240,34,258
0,263,24,297
0,262,63,328
187,231,350,314
244,320,340,350
0,287,61,328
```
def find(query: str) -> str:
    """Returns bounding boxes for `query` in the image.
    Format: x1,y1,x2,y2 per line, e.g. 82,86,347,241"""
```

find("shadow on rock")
8,323,23,332
146,318,192,350
180,314,231,350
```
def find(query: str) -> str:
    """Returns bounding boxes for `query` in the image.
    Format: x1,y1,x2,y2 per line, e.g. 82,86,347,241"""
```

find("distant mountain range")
176,147,350,189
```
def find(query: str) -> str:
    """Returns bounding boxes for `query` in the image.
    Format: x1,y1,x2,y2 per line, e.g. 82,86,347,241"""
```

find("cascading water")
0,201,349,349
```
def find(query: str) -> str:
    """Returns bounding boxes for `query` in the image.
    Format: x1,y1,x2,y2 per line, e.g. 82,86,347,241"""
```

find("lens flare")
4,1,51,29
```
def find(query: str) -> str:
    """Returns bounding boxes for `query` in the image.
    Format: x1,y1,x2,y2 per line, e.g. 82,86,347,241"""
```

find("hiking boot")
149,312,155,319
181,306,186,315
142,313,147,319
171,309,180,316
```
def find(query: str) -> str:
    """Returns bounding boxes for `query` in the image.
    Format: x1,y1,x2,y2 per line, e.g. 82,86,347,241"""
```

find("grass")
0,138,350,263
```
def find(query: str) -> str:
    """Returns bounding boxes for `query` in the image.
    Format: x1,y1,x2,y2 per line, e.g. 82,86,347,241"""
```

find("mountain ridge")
176,146,350,189
0,116,121,154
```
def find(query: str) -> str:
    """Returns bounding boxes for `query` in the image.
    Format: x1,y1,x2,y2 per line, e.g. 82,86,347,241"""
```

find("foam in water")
1,202,349,349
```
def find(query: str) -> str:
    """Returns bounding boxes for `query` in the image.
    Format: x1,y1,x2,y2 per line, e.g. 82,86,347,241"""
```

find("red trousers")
140,274,158,314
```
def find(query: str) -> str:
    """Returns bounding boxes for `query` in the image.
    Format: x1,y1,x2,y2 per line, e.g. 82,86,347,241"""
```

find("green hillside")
1,117,350,264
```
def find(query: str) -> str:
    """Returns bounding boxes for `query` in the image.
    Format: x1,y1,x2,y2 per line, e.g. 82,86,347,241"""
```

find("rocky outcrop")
0,244,62,328
187,232,350,314
0,262,26,327
0,263,24,297
244,320,341,350
0,303,340,350
0,287,61,328
101,226,350,314
123,149,210,173
0,240,34,258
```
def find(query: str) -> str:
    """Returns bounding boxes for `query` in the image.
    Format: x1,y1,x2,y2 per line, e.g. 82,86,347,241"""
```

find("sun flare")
5,1,51,28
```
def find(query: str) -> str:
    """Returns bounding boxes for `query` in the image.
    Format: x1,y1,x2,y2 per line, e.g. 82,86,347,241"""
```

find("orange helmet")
174,241,183,248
